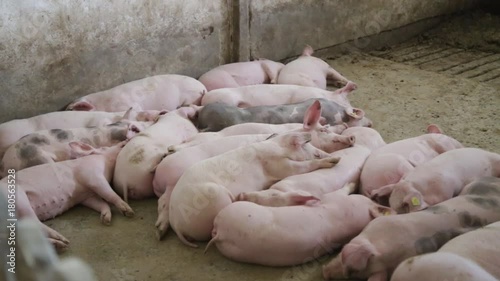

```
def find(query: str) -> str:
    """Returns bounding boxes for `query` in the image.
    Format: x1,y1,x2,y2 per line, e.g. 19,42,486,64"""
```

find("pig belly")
212,202,337,266
360,153,414,196
391,252,498,281
169,183,234,241
3,164,86,221
220,123,301,136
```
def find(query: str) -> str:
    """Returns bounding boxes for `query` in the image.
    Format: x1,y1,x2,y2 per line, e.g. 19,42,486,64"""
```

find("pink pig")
322,177,500,281
238,126,385,207
112,107,199,201
156,132,341,247
0,141,133,251
0,108,162,159
371,147,500,214
198,59,285,91
205,183,394,266
201,82,357,108
359,124,463,198
392,216,500,281
66,74,206,112
276,45,351,89
153,101,352,210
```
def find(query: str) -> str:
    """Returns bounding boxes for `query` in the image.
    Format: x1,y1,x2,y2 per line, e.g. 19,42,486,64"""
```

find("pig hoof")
123,209,135,218
235,193,246,201
321,157,341,168
167,146,177,154
101,212,112,226
50,238,70,253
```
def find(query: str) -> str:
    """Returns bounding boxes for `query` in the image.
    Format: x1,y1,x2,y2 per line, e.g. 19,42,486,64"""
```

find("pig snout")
334,134,355,147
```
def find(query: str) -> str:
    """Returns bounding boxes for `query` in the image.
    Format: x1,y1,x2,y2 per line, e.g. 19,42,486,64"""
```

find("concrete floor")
47,11,499,281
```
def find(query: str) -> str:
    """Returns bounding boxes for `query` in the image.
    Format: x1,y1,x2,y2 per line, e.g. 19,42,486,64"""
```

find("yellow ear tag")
411,197,420,206
384,211,391,216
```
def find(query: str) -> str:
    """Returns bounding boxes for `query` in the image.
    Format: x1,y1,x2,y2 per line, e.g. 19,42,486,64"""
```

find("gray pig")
195,98,372,132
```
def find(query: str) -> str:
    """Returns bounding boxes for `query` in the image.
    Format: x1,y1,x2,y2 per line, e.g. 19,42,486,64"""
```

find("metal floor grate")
373,42,500,88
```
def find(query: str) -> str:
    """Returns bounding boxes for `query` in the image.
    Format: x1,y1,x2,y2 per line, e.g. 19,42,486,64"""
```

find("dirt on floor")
47,10,499,281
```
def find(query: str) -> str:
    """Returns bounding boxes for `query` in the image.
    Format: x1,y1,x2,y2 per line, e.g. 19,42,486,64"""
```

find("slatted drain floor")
372,42,500,88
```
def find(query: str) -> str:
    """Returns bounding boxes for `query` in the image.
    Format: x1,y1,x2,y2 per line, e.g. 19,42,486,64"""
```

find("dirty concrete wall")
244,0,482,60
1,0,484,123
0,0,230,123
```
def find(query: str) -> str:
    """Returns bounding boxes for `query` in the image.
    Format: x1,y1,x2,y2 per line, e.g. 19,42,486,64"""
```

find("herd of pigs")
1,46,499,281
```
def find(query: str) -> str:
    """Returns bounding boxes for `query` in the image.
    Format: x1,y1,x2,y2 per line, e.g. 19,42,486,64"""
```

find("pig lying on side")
196,98,371,132
360,125,463,197
0,107,162,159
239,127,385,207
198,59,285,91
201,82,357,108
372,148,500,213
156,132,341,247
322,177,500,281
393,197,500,281
153,101,352,204
0,142,134,251
0,121,149,177
206,183,395,266
66,74,206,112
113,107,199,201
277,45,350,89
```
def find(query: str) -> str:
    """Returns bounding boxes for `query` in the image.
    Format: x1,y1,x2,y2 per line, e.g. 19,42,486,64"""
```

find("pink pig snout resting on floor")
0,141,133,251
66,74,207,112
238,126,386,207
205,183,395,266
276,45,351,89
198,59,285,91
360,124,463,197
371,147,500,213
322,177,500,281
156,132,341,247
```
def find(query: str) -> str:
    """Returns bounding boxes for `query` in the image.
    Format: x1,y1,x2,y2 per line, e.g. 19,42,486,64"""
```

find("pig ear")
302,45,314,56
341,242,378,276
69,141,96,157
122,107,137,120
303,100,322,129
370,184,395,204
369,204,396,218
68,100,94,111
403,192,428,212
346,108,365,120
426,124,442,134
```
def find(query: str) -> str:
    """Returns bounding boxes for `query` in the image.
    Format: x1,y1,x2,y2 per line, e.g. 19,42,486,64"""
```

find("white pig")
66,74,206,112
0,107,162,159
156,132,341,247
238,126,386,206
201,82,357,108
392,214,500,281
277,45,351,89
0,121,149,178
112,107,199,201
322,177,500,281
198,59,285,91
205,183,395,266
0,141,134,251
371,148,500,214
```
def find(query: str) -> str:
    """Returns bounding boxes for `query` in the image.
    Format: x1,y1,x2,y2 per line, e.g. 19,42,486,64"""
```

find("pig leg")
237,189,319,207
326,67,349,87
81,195,112,225
277,157,340,178
155,189,173,239
16,189,70,250
80,173,135,217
